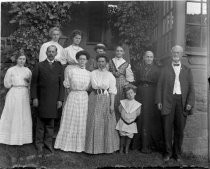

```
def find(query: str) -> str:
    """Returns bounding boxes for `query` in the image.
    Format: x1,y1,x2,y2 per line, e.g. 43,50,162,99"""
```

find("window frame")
185,0,207,55
86,2,105,45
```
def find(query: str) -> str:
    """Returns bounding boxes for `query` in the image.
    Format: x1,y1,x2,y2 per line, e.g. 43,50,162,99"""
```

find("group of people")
0,27,195,163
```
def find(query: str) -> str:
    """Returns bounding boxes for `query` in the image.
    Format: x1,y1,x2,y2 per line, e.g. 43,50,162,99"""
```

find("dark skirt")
85,92,120,154
132,85,163,151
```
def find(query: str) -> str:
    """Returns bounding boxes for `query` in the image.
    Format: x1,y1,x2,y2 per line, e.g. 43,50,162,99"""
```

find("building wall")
59,2,130,62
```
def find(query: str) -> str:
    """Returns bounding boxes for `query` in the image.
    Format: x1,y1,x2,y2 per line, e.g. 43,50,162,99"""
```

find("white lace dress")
0,66,32,145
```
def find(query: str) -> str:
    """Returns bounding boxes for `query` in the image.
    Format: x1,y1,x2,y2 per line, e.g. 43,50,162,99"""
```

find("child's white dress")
116,99,141,138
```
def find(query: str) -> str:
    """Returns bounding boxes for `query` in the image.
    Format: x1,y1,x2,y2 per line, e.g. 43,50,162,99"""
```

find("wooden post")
207,0,210,162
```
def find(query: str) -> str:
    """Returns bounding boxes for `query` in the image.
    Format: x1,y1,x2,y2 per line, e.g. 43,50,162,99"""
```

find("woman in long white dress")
64,30,83,65
0,54,32,145
54,50,91,152
39,27,66,64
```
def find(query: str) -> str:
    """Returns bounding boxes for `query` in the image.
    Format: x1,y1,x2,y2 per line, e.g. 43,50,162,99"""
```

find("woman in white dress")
0,53,32,145
39,27,66,64
54,50,91,152
85,54,120,154
64,30,83,65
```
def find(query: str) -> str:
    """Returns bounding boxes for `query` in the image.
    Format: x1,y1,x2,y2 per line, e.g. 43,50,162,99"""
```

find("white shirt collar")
114,57,124,61
47,58,55,63
98,67,107,72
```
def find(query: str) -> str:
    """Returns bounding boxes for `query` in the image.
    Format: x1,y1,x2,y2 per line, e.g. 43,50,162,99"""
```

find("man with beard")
31,45,64,156
156,45,195,162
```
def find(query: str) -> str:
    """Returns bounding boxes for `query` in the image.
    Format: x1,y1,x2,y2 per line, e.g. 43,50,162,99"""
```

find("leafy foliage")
1,2,79,108
107,1,156,64
4,2,79,68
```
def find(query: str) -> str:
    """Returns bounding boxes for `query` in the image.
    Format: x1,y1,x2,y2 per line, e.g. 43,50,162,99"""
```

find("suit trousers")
162,94,187,158
35,117,55,148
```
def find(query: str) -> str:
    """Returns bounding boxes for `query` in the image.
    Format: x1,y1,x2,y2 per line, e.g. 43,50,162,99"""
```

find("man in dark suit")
31,45,64,155
156,45,195,162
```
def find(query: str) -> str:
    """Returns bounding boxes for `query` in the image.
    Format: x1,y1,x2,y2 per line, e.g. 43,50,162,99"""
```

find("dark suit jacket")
31,60,64,118
156,63,195,116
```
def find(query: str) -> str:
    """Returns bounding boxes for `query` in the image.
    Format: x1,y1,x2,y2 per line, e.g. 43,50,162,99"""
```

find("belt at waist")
93,89,108,95
120,117,136,125
12,85,28,88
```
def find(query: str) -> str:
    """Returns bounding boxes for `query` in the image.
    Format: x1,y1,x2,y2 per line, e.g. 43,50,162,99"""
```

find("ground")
0,143,208,169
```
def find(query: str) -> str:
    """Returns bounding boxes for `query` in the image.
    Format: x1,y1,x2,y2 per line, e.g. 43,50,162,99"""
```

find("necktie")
49,62,53,69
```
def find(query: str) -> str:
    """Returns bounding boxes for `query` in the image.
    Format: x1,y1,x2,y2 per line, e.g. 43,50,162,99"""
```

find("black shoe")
36,146,43,157
174,156,182,163
172,154,182,162
141,148,152,154
163,155,170,162
119,147,124,154
45,144,54,154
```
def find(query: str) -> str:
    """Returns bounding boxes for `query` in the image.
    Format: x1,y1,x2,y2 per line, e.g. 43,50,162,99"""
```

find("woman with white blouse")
0,53,32,145
39,27,65,64
85,54,120,154
63,30,83,65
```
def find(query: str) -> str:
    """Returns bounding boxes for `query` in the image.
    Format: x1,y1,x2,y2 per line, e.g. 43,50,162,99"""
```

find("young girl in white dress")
0,53,32,145
116,84,141,154
39,27,66,64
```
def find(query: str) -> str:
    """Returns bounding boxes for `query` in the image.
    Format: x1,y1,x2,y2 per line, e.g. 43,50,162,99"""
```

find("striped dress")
85,69,120,154
54,65,90,152
109,57,134,121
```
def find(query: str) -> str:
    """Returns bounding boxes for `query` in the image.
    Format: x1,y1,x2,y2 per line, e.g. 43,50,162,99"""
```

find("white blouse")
64,45,83,64
63,65,90,91
112,57,134,82
90,69,117,95
39,41,66,64
4,66,32,88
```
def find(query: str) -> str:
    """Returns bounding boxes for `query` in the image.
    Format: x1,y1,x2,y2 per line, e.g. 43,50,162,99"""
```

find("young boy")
116,84,141,154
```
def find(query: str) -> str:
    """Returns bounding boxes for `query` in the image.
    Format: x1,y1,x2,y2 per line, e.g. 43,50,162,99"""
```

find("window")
87,2,104,44
186,0,207,49
162,1,174,54
152,1,174,57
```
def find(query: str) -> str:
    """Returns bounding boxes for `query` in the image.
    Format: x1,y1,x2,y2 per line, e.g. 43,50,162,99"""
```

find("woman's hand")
57,101,62,109
66,88,71,94
157,103,162,110
24,77,30,84
33,99,39,107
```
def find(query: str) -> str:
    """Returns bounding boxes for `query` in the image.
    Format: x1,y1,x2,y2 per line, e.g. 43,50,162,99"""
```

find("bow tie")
173,64,180,66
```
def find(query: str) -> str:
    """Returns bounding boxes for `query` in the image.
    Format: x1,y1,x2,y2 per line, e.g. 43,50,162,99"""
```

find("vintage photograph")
0,0,209,168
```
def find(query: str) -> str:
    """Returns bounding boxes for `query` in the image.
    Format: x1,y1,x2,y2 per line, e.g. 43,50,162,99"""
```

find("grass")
0,143,208,169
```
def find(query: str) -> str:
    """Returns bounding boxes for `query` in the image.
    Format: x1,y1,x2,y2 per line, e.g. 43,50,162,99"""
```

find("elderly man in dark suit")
156,45,195,162
31,45,64,155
